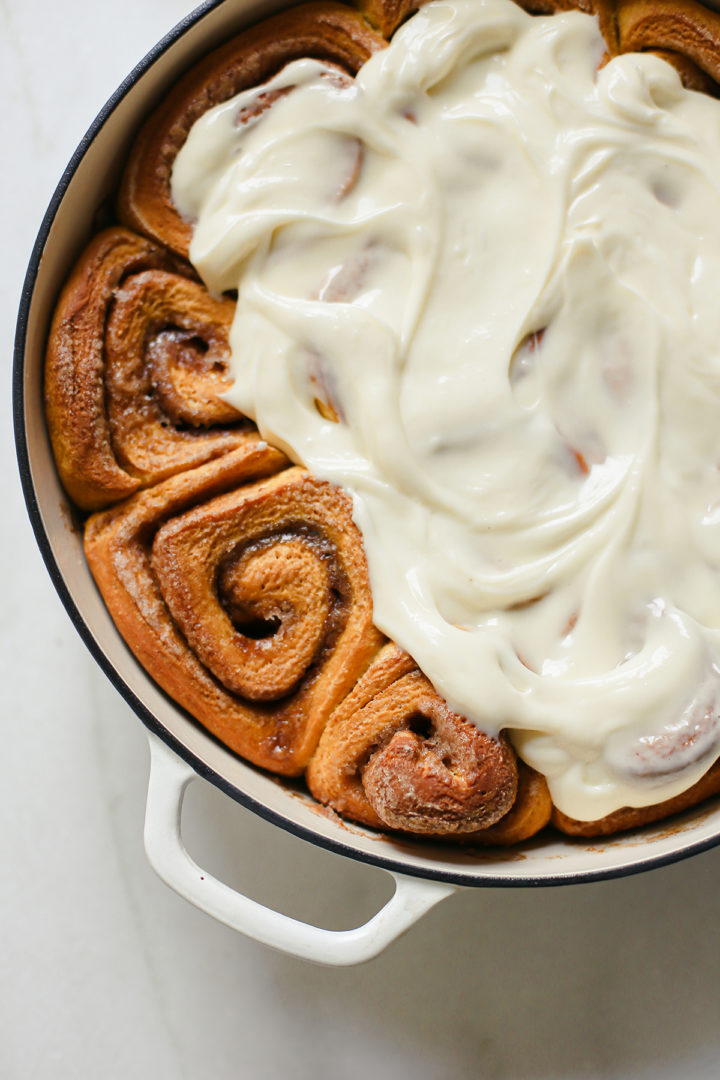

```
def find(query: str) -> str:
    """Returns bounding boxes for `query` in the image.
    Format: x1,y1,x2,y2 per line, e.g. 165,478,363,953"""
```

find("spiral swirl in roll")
45,227,247,510
307,645,521,835
117,1,387,257
85,453,383,774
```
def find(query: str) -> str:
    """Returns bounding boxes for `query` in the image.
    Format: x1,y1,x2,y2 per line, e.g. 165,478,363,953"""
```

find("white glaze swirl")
172,0,720,820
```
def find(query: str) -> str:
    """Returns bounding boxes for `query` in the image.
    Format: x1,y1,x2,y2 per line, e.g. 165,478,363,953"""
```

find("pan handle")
144,734,456,966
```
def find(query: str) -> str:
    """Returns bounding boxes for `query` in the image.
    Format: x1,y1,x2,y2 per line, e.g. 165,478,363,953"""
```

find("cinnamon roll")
517,0,596,14
85,453,383,774
552,758,720,837
117,2,387,257
596,0,720,91
517,0,720,92
307,645,525,837
349,0,428,35
45,227,246,511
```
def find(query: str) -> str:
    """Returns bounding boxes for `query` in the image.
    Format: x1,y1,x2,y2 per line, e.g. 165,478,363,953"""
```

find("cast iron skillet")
14,0,720,964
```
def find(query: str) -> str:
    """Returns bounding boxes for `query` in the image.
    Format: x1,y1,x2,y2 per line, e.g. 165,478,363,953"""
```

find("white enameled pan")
14,0,720,966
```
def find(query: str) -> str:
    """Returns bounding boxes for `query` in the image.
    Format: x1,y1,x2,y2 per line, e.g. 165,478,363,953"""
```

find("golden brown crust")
516,0,597,14
471,762,553,845
597,0,720,92
117,1,388,256
552,757,720,837
45,227,248,511
85,453,384,775
307,645,519,835
349,0,428,35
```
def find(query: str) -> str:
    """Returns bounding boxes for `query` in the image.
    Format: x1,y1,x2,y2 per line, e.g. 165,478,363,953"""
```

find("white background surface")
4,1,720,1077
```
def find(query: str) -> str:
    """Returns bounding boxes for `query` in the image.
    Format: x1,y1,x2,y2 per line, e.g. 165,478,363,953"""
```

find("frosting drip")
172,0,720,819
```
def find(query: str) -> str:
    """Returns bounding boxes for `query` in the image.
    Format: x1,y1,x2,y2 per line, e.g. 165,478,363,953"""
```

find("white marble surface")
4,1,720,1077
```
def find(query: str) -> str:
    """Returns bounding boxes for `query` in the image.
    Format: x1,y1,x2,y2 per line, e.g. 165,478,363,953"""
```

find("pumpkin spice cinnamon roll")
85,454,383,775
597,0,720,91
117,1,387,257
552,752,720,837
307,645,542,839
349,0,428,35
45,227,247,511
515,0,720,92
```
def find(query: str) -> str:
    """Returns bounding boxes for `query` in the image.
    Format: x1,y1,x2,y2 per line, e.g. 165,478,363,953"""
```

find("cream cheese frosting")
172,0,720,820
